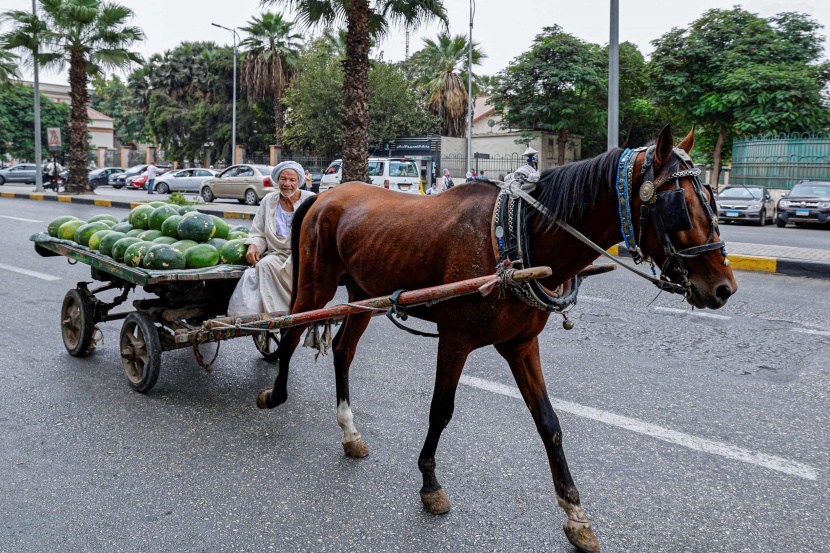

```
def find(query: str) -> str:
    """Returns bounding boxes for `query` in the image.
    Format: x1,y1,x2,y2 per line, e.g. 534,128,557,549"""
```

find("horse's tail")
289,194,319,311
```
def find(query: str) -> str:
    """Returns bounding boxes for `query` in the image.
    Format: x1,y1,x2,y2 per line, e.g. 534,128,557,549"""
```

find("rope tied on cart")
190,333,221,372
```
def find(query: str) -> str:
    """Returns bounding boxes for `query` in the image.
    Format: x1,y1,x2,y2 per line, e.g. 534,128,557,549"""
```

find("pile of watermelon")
46,201,251,270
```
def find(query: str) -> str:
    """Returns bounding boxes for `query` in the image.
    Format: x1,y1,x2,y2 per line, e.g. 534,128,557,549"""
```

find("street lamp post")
607,0,619,151
32,0,43,191
466,0,474,174
212,23,239,165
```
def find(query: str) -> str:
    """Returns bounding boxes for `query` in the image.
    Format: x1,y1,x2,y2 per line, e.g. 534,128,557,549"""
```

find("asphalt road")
1,198,829,553
719,222,830,251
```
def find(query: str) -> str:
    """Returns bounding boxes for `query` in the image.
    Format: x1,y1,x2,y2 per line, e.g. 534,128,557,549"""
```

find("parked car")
715,185,775,226
88,167,123,189
320,157,422,194
199,164,276,205
0,163,38,185
125,167,174,190
110,164,149,188
154,168,218,194
776,180,830,228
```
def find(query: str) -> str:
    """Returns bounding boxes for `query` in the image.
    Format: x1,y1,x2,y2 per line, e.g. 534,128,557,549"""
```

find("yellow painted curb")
58,196,73,203
1,192,14,198
223,211,251,219
29,194,44,201
606,244,619,256
727,254,776,273
129,202,144,209
93,199,112,207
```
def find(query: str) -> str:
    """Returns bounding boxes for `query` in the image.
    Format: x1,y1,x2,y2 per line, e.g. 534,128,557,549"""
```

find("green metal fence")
730,133,830,190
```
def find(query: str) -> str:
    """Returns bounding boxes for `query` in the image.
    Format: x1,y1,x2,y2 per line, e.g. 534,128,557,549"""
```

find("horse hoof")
342,436,369,458
564,520,600,553
256,389,271,409
420,488,451,515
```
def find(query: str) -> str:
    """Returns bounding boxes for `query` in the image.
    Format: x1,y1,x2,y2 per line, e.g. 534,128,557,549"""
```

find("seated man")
228,161,315,316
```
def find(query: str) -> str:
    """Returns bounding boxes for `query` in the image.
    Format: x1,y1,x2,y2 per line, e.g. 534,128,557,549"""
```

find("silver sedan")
154,168,218,194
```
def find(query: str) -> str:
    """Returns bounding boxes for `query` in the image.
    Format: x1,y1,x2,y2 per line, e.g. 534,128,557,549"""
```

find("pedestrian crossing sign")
47,127,62,151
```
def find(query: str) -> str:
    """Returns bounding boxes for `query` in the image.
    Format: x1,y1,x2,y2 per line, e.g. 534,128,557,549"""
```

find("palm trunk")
711,124,727,194
273,91,284,149
342,0,371,184
557,128,568,166
66,49,91,193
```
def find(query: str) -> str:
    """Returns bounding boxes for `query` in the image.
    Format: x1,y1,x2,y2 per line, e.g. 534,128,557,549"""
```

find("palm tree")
265,0,448,183
0,50,20,89
408,34,485,137
33,0,144,193
239,12,302,150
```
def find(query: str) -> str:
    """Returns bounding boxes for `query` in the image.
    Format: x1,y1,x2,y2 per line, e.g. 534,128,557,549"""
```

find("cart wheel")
61,289,96,357
253,331,280,362
120,312,162,393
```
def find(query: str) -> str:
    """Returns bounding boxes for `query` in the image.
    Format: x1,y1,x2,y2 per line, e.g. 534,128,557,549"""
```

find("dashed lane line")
792,328,830,337
578,295,610,303
0,263,61,281
459,374,818,481
652,306,731,320
0,215,43,223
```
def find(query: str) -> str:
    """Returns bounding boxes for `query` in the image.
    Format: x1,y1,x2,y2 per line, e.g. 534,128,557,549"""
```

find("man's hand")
246,244,261,265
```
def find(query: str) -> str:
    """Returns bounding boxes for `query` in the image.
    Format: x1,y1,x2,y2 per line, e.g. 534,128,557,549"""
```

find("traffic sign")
47,127,62,151
474,152,490,159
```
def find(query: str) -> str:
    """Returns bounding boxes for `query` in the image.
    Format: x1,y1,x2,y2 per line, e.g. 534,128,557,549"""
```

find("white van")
320,157,422,194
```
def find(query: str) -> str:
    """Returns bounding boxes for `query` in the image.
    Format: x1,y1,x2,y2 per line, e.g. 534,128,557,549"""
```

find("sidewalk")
3,187,829,280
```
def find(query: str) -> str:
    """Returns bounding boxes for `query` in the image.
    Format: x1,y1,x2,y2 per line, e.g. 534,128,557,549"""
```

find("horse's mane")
534,148,624,227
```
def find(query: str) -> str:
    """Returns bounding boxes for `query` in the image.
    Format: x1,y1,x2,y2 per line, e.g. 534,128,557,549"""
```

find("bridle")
616,145,728,298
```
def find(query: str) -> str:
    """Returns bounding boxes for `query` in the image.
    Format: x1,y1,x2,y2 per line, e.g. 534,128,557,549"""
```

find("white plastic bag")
227,267,263,316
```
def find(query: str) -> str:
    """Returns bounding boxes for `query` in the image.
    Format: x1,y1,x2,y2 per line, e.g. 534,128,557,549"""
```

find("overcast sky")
2,0,829,85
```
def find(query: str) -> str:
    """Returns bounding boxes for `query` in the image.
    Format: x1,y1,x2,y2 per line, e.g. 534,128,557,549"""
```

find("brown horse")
257,126,736,552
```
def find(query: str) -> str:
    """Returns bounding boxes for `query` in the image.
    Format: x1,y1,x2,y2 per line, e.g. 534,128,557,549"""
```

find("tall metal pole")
32,0,43,191
607,0,619,151
466,0,473,173
212,23,239,165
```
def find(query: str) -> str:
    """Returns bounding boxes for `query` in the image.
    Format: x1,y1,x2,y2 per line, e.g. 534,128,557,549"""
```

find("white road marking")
459,375,817,481
0,215,43,223
0,263,61,281
792,328,830,337
653,306,731,320
579,295,609,303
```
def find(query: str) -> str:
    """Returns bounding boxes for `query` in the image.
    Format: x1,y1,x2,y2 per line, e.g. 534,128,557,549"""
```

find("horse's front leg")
418,336,471,515
332,308,373,458
495,337,600,553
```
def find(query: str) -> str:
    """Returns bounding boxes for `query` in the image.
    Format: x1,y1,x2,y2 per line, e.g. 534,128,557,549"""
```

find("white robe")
242,189,315,314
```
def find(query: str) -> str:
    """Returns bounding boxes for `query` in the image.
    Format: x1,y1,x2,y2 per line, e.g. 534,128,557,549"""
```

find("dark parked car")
776,181,830,228
109,164,149,189
88,167,123,189
716,185,775,226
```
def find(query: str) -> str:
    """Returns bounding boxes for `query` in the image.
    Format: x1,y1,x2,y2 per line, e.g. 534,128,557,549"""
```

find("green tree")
90,74,149,145
0,83,70,161
407,33,485,137
0,50,18,89
265,0,448,183
240,12,302,150
490,25,606,165
9,0,145,192
649,8,830,187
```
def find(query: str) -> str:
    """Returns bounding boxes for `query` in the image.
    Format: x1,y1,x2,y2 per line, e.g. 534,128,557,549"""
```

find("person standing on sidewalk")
147,161,159,194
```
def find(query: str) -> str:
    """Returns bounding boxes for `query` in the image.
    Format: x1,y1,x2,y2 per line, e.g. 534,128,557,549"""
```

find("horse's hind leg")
417,336,471,515
331,303,373,458
495,337,600,553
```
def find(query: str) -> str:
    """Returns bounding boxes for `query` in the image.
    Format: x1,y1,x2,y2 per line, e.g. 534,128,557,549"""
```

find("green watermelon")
219,239,248,265
123,241,155,268
88,214,120,225
112,237,141,262
228,225,249,234
148,205,180,231
143,244,186,270
58,220,86,242
126,229,145,238
160,214,183,238
120,215,130,222
74,222,111,246
185,244,220,269
47,216,79,237
112,222,133,233
207,238,227,250
209,216,231,239
129,205,155,230
177,213,216,243
100,220,117,228
138,229,164,241
148,201,168,209
152,236,178,245
226,231,248,241
178,205,199,216
171,239,198,253
98,231,127,257
88,229,112,251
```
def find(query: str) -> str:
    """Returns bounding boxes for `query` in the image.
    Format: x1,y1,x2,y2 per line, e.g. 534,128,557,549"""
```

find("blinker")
656,188,692,232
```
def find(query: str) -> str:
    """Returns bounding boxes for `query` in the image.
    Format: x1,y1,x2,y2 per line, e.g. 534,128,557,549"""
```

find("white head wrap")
271,161,305,184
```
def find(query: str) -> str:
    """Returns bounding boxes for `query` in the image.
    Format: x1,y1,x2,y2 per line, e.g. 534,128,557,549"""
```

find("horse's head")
629,125,737,309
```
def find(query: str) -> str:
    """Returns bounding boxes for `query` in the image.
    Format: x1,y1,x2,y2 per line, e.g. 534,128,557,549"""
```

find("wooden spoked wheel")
253,331,280,362
61,289,95,357
120,312,162,393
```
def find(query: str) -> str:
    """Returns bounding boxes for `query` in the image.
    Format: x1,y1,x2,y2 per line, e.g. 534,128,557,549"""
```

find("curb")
0,190,255,220
606,244,830,281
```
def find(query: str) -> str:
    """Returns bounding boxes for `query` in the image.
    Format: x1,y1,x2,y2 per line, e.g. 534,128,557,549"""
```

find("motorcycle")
42,175,65,192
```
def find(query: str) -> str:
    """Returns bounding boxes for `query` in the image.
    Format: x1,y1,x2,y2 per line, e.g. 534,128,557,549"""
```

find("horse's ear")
677,125,695,154
655,124,674,168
